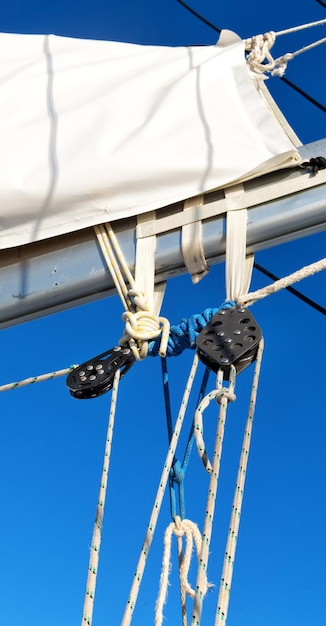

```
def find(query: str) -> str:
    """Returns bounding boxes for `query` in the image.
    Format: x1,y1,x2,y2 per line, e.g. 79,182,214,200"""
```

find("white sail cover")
0,30,301,250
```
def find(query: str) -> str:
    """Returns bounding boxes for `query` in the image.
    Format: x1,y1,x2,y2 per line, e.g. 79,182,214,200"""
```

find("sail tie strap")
181,195,209,284
155,516,211,626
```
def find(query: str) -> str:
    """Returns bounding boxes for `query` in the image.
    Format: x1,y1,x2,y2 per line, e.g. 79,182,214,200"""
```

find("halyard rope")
81,370,121,626
192,367,236,626
215,339,264,626
121,353,200,626
238,257,326,306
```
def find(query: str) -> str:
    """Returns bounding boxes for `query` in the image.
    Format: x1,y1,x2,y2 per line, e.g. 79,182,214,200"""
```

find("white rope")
272,17,326,37
81,370,121,626
0,365,78,392
192,367,236,626
194,371,236,474
121,353,200,626
155,516,211,626
238,257,326,306
215,339,264,626
95,223,170,359
244,19,326,76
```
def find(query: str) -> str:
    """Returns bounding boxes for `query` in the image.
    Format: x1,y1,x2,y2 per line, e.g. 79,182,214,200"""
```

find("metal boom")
0,139,325,329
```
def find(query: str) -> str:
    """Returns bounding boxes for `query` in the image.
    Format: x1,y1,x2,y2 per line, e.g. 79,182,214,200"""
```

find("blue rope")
148,300,235,357
159,301,235,520
162,362,210,521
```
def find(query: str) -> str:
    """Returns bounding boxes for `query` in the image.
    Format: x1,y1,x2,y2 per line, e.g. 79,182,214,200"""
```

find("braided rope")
81,370,120,626
0,365,77,392
95,223,170,359
238,257,326,306
194,381,236,474
215,339,264,626
271,17,326,37
95,224,133,311
155,516,211,626
121,353,200,626
192,367,236,626
245,20,326,76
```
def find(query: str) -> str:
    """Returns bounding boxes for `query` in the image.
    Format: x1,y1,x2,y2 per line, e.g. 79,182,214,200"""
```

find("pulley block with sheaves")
196,306,262,378
66,346,135,399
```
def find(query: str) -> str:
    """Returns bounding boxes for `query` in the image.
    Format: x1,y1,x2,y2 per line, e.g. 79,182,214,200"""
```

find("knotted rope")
244,18,326,76
120,289,170,360
95,223,170,359
155,516,212,626
194,376,236,474
121,353,200,626
192,367,236,626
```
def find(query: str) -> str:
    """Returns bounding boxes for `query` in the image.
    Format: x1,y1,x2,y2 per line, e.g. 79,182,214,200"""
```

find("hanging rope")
81,369,121,626
155,516,212,626
244,18,326,76
165,365,211,522
215,339,264,626
95,223,169,359
238,257,326,306
121,353,200,626
192,367,236,626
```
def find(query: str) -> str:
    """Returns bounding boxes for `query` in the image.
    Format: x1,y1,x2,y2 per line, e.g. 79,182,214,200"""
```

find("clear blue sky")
0,2,325,625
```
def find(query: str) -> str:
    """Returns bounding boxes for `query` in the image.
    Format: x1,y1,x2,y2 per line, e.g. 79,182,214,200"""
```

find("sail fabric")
0,30,301,250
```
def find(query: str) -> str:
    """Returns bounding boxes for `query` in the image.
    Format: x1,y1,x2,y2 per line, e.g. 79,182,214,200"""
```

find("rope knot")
155,517,212,626
120,290,170,359
215,388,236,405
194,367,237,473
244,30,294,76
170,460,185,484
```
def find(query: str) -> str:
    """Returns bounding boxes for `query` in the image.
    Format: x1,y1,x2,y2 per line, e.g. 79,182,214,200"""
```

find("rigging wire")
316,0,326,8
280,75,326,113
176,0,221,34
254,262,326,315
176,0,326,113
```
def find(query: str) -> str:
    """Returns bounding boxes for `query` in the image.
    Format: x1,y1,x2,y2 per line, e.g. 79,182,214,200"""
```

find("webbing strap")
136,211,166,314
181,195,209,284
224,184,254,301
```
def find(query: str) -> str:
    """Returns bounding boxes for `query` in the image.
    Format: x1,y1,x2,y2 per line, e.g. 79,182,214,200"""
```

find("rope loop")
120,288,170,359
194,367,236,473
245,22,326,77
245,30,288,76
215,388,236,405
170,459,185,484
155,516,211,626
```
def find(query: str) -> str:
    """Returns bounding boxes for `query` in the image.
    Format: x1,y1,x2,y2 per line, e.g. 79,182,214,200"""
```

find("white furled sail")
0,29,301,250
